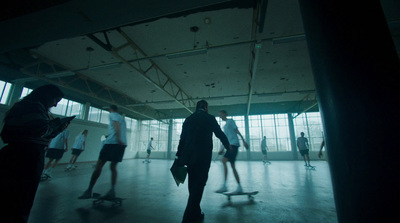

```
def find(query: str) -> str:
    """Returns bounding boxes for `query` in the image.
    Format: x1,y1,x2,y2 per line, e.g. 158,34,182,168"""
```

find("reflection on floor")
30,160,337,223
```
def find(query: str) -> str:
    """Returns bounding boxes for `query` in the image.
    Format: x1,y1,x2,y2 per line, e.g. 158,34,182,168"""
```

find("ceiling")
0,0,399,120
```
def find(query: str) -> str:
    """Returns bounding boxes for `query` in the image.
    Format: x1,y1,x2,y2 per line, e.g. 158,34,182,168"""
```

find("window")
66,101,82,118
99,110,110,124
20,87,32,99
293,112,324,151
88,107,101,122
50,98,68,116
0,81,12,104
171,119,184,152
139,120,169,152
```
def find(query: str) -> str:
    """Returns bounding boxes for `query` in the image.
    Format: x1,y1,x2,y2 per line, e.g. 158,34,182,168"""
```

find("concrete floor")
29,160,338,223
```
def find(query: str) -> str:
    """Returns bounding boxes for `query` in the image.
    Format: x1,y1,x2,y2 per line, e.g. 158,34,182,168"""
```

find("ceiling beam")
87,29,195,114
19,52,168,122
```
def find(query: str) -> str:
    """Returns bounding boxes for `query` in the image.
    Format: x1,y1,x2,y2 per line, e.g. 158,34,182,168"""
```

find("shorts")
71,149,83,156
147,149,151,155
300,149,309,156
46,149,65,159
261,149,267,155
99,144,126,162
223,145,239,162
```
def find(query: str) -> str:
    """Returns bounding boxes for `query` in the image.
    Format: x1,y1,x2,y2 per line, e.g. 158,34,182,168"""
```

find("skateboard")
142,160,151,163
91,193,125,207
222,191,259,201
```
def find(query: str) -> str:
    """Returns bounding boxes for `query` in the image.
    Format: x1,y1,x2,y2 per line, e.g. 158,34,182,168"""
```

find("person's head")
196,100,208,113
82,130,89,136
23,84,64,110
109,105,118,113
219,110,228,121
300,132,305,137
263,136,266,139
151,137,153,140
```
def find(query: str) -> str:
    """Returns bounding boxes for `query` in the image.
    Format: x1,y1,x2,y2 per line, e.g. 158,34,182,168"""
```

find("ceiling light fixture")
272,34,306,45
88,62,121,71
166,48,208,59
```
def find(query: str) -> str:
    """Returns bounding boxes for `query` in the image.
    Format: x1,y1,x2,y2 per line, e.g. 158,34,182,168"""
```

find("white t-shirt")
104,112,127,145
147,140,153,150
223,119,240,146
48,130,69,149
297,137,309,150
72,134,86,150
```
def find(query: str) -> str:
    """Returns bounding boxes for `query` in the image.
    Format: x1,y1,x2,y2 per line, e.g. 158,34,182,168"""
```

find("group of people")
0,84,324,223
41,129,88,179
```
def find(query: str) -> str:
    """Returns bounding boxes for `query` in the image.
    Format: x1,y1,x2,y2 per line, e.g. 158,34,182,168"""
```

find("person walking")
176,100,230,223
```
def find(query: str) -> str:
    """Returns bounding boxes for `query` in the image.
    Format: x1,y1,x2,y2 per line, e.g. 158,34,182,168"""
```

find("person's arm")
235,128,248,149
83,139,86,151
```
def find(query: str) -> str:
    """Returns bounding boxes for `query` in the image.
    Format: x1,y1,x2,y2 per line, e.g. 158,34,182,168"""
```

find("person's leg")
230,161,243,192
302,153,307,166
44,158,53,170
110,162,118,188
216,157,228,192
306,154,311,165
72,155,79,164
182,163,209,223
51,158,61,168
88,160,107,190
69,155,74,165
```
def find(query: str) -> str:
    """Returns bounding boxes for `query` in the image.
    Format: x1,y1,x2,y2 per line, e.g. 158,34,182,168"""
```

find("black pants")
0,143,45,223
182,161,210,223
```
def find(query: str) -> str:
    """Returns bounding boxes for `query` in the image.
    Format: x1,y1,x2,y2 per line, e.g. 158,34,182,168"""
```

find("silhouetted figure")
176,100,230,223
0,84,67,223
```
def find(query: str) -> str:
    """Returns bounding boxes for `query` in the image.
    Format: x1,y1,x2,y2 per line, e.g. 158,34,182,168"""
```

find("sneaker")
78,189,92,199
232,185,243,194
101,189,116,199
216,185,228,193
44,172,52,178
304,163,308,167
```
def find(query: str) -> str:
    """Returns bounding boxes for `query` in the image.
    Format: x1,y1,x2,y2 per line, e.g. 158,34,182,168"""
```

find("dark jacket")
176,109,230,166
1,100,63,145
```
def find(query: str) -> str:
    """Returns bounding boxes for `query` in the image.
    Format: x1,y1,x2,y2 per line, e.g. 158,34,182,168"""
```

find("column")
299,1,400,222
287,114,298,160
167,119,173,160
244,115,251,160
